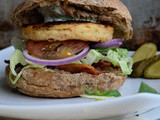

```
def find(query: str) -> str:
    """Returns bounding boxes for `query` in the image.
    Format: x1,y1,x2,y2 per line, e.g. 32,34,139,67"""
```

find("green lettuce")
105,49,133,75
118,57,133,75
9,49,45,84
105,50,120,66
96,48,129,56
25,60,45,68
9,68,25,85
80,50,104,65
80,48,133,75
114,48,129,57
10,50,27,76
11,37,26,51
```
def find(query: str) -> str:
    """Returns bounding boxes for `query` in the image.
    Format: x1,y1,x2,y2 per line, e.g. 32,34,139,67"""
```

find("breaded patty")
21,22,114,42
6,67,125,98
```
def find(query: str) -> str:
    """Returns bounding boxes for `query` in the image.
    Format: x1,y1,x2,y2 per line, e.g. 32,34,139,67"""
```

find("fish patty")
21,22,114,42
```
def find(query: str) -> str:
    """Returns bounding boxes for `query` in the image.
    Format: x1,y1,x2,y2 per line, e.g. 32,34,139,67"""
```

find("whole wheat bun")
10,0,133,40
6,66,126,98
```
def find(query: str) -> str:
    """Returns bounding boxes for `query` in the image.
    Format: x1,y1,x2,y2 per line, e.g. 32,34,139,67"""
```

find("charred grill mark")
27,21,110,30
43,21,93,27
53,44,63,51
30,21,94,29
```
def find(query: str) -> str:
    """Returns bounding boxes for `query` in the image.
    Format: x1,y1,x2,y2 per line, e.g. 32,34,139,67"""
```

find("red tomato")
26,40,88,60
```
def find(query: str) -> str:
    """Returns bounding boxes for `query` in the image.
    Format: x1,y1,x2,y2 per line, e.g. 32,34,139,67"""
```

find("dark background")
0,0,160,50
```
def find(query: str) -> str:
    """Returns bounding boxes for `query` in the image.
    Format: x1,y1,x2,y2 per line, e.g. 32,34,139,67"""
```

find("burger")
6,0,133,98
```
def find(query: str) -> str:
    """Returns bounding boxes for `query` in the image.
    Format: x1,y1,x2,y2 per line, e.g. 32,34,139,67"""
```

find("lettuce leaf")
104,49,133,75
105,50,120,66
10,50,27,76
11,37,26,51
9,49,45,84
9,62,45,85
118,57,133,75
96,48,129,56
114,48,129,57
9,68,24,85
80,50,104,65
81,48,133,75
26,60,45,68
95,48,109,55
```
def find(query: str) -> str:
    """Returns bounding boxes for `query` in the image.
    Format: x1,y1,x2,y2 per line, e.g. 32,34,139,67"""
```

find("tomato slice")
26,40,88,60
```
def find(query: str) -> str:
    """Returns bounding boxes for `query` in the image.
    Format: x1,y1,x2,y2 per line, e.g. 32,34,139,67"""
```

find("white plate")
0,46,160,120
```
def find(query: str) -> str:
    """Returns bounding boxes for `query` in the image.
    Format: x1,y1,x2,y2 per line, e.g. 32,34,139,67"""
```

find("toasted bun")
6,66,126,98
21,22,114,42
10,0,133,40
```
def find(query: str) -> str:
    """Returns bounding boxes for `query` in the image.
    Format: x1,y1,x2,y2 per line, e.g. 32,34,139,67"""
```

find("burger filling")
8,5,133,85
9,35,133,85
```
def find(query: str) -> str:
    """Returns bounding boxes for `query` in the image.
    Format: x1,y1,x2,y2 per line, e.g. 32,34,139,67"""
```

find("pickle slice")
131,55,160,78
132,43,157,63
144,60,160,79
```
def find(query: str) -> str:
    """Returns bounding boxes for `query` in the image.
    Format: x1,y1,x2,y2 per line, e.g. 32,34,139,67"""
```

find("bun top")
10,0,133,39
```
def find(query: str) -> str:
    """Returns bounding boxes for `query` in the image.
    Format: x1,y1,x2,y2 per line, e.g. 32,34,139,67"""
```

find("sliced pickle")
132,43,157,63
144,60,160,79
131,55,160,78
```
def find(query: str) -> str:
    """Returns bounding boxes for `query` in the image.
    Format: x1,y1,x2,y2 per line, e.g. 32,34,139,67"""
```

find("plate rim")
0,93,160,108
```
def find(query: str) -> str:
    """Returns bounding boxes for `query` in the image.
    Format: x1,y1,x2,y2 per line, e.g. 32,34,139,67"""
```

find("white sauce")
39,5,97,23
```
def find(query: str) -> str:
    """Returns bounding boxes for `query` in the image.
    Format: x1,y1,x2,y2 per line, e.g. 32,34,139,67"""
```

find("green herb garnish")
85,88,121,97
138,82,158,94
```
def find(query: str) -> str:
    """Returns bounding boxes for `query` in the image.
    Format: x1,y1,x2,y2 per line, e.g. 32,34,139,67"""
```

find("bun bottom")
6,66,126,98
